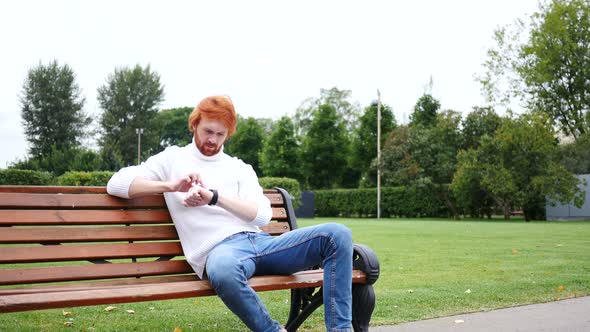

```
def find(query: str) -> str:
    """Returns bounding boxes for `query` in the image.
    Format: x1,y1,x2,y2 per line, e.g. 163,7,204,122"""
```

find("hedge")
258,177,301,209
314,186,450,218
0,169,54,185
56,171,115,186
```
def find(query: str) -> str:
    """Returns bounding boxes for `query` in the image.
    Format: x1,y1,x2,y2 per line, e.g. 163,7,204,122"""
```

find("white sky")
0,0,539,168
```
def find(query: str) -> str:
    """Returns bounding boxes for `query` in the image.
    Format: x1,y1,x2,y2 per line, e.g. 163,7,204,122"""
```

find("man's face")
194,118,229,156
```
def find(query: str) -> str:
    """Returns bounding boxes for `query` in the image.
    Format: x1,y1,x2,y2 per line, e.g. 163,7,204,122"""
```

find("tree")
153,107,193,152
97,64,164,169
352,102,397,187
479,0,590,140
260,116,302,180
558,133,590,174
294,87,361,136
462,106,502,150
452,112,584,220
300,104,349,189
224,117,266,176
409,94,440,128
20,60,90,157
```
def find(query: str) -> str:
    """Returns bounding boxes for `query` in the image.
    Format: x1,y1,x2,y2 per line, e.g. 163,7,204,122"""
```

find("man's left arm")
183,165,272,225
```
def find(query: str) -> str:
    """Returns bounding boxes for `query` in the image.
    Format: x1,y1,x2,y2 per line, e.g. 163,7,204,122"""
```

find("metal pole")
377,90,381,219
136,128,144,165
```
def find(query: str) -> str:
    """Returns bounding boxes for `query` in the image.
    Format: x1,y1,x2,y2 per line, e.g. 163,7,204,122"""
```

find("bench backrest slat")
0,208,287,225
0,210,173,224
0,186,297,287
0,225,180,243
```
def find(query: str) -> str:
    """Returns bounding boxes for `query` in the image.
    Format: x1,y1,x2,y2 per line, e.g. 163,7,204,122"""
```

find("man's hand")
183,183,213,207
168,173,203,193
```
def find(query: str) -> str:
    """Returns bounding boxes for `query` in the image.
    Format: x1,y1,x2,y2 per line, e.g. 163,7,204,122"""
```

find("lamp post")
371,90,382,219
376,90,382,219
135,128,144,165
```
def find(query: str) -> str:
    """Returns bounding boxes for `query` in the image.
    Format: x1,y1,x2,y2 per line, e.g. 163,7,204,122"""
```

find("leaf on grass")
511,249,519,254
558,285,566,291
62,311,73,316
126,310,135,314
104,306,117,312
63,321,73,327
149,307,155,310
173,327,183,332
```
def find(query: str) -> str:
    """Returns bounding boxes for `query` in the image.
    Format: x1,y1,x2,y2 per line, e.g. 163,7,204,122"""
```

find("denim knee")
323,223,353,249
206,255,244,293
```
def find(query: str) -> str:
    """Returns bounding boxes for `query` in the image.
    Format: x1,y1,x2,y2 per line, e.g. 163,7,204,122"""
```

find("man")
107,95,353,332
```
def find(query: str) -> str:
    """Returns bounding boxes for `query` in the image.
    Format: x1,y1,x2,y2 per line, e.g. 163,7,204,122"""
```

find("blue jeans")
205,223,353,332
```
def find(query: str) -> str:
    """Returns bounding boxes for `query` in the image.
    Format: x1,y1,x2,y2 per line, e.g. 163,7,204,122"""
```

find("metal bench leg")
285,287,323,332
352,283,376,332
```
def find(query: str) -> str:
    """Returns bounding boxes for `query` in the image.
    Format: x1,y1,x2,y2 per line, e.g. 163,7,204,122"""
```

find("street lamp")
135,128,144,165
371,90,382,219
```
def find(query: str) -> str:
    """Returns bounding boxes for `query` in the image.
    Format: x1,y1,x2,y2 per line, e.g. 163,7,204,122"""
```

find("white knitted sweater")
106,140,272,278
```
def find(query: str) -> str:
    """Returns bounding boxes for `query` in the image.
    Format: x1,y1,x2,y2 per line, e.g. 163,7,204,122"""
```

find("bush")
56,171,115,186
258,177,302,208
0,169,54,185
314,186,449,218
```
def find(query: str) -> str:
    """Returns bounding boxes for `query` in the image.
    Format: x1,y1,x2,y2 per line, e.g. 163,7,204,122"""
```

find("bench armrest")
353,244,380,285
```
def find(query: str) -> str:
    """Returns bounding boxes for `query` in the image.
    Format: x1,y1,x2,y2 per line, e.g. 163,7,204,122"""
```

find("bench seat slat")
0,242,184,263
0,270,367,313
0,260,193,285
0,275,200,295
0,225,179,243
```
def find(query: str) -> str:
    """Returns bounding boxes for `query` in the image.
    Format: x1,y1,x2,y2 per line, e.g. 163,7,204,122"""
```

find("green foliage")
294,87,361,136
56,171,115,186
409,94,440,128
98,64,165,169
462,106,502,150
225,117,266,176
381,111,463,218
522,0,590,139
300,104,350,189
0,169,54,185
479,0,590,140
260,116,302,181
153,107,193,151
452,112,585,220
558,133,590,174
258,177,302,208
20,60,90,157
351,102,397,187
9,146,103,176
314,186,448,218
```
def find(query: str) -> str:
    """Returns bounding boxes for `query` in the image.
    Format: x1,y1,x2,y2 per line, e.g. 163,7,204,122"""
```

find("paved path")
370,296,590,332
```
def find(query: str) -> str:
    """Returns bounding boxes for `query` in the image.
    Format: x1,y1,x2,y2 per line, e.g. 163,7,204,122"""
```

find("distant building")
546,174,590,221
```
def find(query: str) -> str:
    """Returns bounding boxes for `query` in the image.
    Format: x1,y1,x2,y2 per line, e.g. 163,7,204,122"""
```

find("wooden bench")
0,185,380,331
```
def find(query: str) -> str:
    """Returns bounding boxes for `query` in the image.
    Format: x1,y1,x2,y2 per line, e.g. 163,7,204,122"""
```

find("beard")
196,136,223,156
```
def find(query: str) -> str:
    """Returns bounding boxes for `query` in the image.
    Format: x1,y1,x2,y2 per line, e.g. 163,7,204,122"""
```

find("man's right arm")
107,160,201,199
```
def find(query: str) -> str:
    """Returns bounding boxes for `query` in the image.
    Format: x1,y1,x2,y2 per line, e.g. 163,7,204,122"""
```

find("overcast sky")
0,0,540,167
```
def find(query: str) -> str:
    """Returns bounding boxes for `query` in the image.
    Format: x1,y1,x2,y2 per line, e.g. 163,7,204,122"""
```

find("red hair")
188,96,237,136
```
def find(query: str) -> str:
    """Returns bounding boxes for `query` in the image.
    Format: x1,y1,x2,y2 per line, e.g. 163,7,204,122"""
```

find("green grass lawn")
1,217,590,331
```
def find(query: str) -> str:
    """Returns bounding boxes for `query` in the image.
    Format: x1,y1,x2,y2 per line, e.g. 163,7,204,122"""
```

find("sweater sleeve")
106,148,174,198
237,164,272,226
